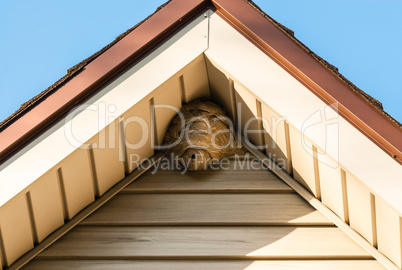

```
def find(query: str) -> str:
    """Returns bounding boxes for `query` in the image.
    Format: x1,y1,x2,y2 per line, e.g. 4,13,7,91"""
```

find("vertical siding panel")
400,217,402,269
0,196,33,267
284,122,293,175
25,192,38,245
376,196,402,268
255,100,266,151
29,171,64,243
261,104,291,174
152,79,182,147
341,170,350,223
91,121,125,196
205,57,233,120
229,79,237,128
289,126,317,196
234,82,263,148
57,169,68,221
370,194,378,248
119,118,130,176
0,226,4,269
60,149,95,219
179,75,187,103
346,172,375,245
312,146,321,200
318,153,346,221
123,100,154,173
181,55,210,102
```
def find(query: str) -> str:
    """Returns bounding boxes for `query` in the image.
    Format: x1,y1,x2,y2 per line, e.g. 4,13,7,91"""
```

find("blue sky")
0,0,401,124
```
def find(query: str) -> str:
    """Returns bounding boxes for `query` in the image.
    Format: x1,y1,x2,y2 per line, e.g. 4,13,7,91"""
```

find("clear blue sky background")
0,0,401,124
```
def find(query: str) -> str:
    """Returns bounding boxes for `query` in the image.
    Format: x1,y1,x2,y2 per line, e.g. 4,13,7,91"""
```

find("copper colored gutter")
0,0,210,164
211,0,402,164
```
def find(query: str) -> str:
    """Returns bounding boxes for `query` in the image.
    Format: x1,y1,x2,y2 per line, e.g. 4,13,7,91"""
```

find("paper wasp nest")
163,99,245,171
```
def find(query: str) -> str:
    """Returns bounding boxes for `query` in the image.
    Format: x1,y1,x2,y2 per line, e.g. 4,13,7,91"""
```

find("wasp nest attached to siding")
163,99,246,171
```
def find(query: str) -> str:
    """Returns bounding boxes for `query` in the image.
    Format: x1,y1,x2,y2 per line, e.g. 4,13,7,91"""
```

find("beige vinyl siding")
23,158,384,270
22,260,388,270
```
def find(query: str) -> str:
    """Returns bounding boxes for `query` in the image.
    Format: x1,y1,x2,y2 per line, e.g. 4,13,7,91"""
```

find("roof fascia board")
205,12,402,213
0,0,211,165
211,0,402,164
0,11,210,208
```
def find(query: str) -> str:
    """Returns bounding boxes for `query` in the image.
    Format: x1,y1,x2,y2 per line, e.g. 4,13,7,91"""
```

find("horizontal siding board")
82,194,331,225
21,156,381,268
22,260,385,270
37,226,370,259
124,163,293,193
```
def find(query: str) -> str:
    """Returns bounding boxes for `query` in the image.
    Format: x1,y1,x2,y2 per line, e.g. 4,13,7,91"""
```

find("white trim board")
0,11,210,208
205,13,402,214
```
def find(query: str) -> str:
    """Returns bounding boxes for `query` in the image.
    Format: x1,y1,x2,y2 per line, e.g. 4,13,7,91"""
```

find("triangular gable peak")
0,0,401,269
